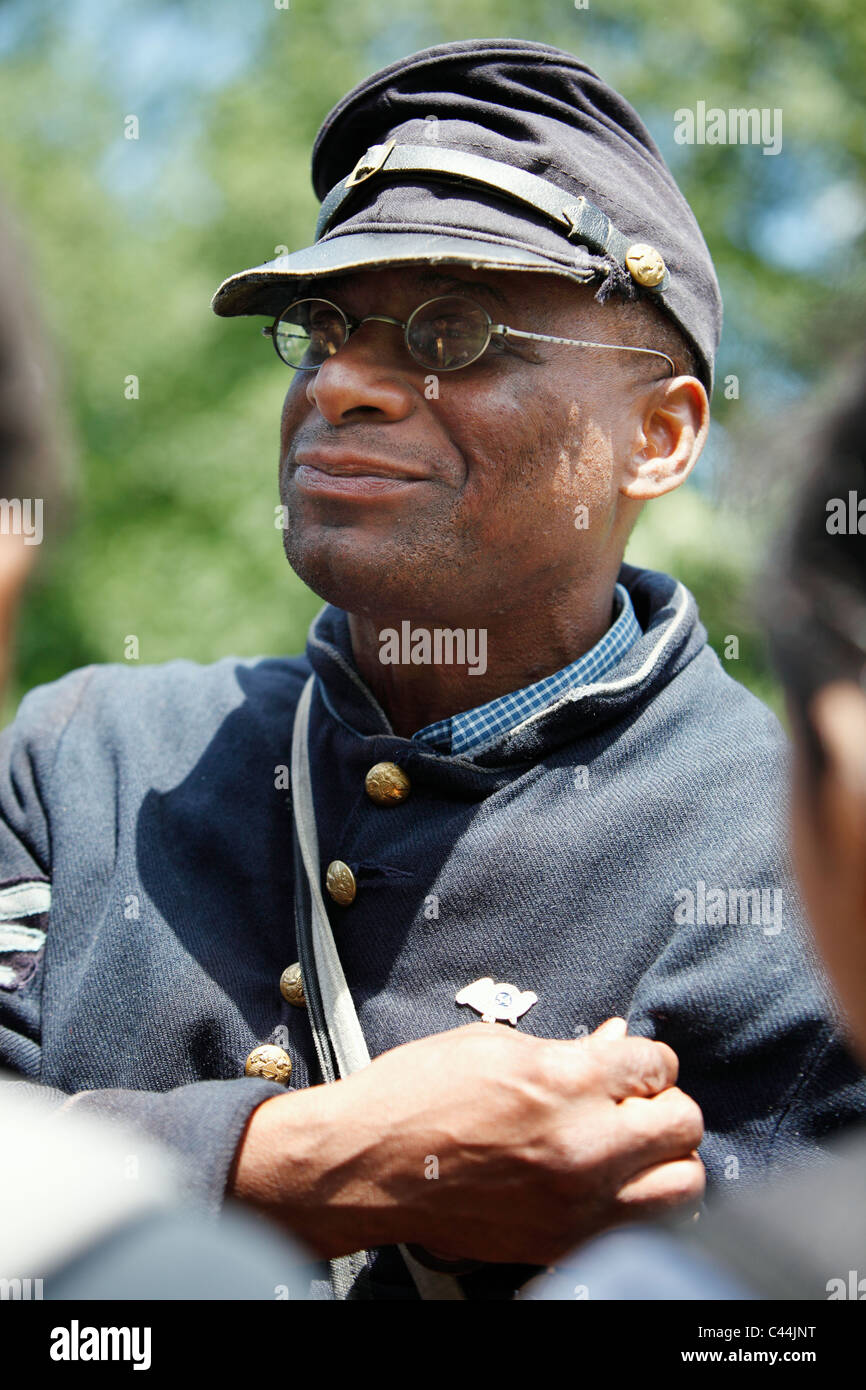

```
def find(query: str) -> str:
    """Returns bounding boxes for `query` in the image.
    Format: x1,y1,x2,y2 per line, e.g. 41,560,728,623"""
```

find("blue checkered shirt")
413,581,642,754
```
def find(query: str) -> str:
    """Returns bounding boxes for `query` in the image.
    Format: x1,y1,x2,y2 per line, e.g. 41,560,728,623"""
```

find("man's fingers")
614,1086,705,1170
614,1152,706,1217
583,1035,681,1101
540,1031,677,1103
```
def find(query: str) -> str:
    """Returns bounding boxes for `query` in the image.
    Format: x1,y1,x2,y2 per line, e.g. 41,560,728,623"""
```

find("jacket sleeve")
626,888,866,1187
0,669,288,1215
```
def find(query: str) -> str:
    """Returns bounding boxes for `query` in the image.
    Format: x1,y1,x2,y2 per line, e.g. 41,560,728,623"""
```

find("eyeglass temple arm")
262,318,676,376
493,326,676,377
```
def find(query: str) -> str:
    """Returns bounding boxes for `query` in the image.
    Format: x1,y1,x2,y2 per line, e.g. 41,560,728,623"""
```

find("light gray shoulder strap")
292,676,465,1301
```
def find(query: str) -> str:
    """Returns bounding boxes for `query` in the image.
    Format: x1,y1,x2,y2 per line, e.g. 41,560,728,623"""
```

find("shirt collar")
412,582,642,755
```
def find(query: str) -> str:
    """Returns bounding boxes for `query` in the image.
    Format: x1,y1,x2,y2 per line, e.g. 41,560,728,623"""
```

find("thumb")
582,1017,629,1043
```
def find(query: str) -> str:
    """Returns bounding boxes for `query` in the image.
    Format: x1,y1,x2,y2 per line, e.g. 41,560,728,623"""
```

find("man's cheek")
279,382,307,450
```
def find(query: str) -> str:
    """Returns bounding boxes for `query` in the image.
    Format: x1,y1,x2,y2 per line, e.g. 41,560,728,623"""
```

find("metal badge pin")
456,977,538,1026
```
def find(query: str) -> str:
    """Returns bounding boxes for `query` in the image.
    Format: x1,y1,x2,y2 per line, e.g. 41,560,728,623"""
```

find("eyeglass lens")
273,296,492,372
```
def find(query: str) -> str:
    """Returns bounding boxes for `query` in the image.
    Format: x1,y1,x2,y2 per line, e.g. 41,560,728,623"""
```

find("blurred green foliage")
0,0,864,724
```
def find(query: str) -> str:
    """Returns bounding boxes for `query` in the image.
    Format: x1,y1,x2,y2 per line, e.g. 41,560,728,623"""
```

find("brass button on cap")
365,761,411,806
280,962,306,1007
625,243,666,287
326,860,357,905
244,1044,292,1084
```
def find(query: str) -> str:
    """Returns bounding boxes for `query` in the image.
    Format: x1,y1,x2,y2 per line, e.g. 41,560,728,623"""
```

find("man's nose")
305,323,417,424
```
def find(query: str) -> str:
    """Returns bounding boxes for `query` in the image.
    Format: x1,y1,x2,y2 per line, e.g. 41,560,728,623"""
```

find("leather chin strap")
315,141,670,294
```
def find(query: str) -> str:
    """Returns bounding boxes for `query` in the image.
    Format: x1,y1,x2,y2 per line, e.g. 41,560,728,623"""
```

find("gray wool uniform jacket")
1,563,864,1299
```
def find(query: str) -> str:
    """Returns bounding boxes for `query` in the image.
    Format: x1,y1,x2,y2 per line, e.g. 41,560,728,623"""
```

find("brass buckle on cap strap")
345,139,397,188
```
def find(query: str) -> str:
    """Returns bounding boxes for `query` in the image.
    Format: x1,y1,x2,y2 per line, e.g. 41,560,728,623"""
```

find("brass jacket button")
326,860,357,905
280,963,306,1007
244,1044,292,1084
365,761,411,806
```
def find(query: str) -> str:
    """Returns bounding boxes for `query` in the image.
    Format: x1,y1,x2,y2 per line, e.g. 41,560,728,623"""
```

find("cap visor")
211,231,595,317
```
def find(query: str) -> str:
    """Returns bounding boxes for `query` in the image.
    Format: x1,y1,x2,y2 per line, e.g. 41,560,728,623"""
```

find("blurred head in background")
767,357,866,1063
0,199,71,698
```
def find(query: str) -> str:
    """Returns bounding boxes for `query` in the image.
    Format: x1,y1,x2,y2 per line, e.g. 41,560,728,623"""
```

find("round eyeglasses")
262,294,677,377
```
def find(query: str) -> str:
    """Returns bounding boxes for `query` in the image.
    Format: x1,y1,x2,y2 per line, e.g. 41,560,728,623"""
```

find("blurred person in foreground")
521,356,866,1299
0,198,311,1303
1,39,865,1302
0,201,69,701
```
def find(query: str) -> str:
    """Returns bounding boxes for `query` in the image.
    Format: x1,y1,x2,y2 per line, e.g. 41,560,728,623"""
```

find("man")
0,39,862,1301
522,355,866,1301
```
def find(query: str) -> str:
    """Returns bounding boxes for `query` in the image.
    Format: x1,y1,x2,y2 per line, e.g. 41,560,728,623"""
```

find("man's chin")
281,527,432,618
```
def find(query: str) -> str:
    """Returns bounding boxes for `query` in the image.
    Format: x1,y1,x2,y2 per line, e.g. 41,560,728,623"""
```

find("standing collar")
303,563,704,766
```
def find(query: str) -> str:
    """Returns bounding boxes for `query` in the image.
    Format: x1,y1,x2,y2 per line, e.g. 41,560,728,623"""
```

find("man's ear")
796,681,866,957
809,682,866,847
619,376,709,501
793,681,866,1062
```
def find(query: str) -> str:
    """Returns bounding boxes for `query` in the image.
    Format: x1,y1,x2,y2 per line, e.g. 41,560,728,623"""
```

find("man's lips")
293,448,432,481
292,448,433,497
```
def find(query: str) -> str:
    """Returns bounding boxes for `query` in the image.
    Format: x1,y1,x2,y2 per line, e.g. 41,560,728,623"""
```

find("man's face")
278,264,654,625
